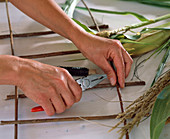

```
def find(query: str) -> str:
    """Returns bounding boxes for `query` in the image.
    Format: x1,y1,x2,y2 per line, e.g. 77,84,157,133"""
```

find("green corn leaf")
122,0,170,8
62,1,97,34
62,0,80,18
150,41,170,87
110,34,125,39
76,6,149,22
124,34,141,40
140,27,170,34
120,39,154,44
150,85,170,139
72,19,97,34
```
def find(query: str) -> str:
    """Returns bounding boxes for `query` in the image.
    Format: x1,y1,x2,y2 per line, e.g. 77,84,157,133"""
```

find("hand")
73,33,133,88
18,59,82,116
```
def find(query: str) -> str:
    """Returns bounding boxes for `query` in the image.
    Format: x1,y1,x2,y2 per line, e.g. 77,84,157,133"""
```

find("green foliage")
150,40,170,87
63,0,80,18
76,6,149,22
122,0,170,8
150,85,170,139
72,19,97,34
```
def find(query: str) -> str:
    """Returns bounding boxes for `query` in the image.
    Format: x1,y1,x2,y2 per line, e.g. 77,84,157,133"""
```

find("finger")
96,57,117,86
122,50,133,78
56,83,76,109
113,53,125,88
50,93,66,114
40,99,55,116
67,74,82,102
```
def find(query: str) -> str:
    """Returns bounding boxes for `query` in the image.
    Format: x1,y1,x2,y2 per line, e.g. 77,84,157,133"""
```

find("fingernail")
110,78,115,86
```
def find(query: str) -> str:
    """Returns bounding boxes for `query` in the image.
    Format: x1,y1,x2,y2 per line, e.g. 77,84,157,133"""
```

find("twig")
89,24,109,30
0,31,55,39
0,115,118,125
14,87,18,139
5,0,14,55
5,81,146,100
81,0,100,32
19,50,81,59
116,85,129,139
0,24,108,40
5,0,18,139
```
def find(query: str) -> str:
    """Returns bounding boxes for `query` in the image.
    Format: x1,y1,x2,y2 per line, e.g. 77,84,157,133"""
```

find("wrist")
0,55,21,86
69,25,92,49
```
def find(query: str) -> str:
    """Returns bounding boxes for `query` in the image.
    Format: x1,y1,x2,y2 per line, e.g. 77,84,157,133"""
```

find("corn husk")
123,29,170,57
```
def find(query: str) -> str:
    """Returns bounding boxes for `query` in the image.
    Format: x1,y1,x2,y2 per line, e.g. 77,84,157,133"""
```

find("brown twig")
19,50,81,59
81,0,100,32
89,24,109,30
14,87,18,139
116,85,129,139
0,24,108,40
5,81,146,100
0,31,55,39
5,0,14,55
5,1,18,139
0,115,118,125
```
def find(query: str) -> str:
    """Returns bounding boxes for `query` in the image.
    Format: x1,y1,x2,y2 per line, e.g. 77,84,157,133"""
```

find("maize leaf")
150,41,170,87
150,85,170,139
76,6,149,22
122,0,170,8
123,29,170,57
62,0,80,18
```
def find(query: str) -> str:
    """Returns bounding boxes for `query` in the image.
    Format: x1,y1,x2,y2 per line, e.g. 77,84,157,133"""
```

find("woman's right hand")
16,58,82,116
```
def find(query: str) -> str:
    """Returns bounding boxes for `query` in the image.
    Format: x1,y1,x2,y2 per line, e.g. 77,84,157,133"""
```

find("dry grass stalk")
109,70,170,139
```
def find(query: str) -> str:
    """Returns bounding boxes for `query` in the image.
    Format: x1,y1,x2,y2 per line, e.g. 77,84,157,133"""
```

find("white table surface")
0,0,170,139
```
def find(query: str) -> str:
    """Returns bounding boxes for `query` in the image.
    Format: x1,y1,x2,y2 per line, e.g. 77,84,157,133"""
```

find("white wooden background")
0,0,169,139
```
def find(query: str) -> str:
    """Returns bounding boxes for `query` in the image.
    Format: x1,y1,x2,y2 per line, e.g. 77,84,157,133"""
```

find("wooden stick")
5,1,18,138
89,24,109,30
5,81,146,100
116,85,129,139
19,50,81,59
5,0,14,55
81,0,100,32
14,87,18,139
0,24,108,40
0,31,55,39
0,115,118,125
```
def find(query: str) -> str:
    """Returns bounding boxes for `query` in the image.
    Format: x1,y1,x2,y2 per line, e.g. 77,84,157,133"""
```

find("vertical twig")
110,61,129,139
14,87,18,139
5,1,18,139
5,0,15,55
81,0,100,32
116,85,129,139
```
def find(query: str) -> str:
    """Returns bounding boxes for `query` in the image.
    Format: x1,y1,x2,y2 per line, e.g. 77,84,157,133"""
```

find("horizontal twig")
5,81,145,100
89,24,109,30
0,24,108,40
0,115,118,125
0,31,55,39
19,50,81,59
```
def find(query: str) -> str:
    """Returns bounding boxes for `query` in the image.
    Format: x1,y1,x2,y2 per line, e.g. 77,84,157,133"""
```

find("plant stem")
81,0,100,32
97,14,170,37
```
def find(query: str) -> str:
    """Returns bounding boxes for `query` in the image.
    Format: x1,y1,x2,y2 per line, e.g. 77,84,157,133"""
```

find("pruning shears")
31,74,107,112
